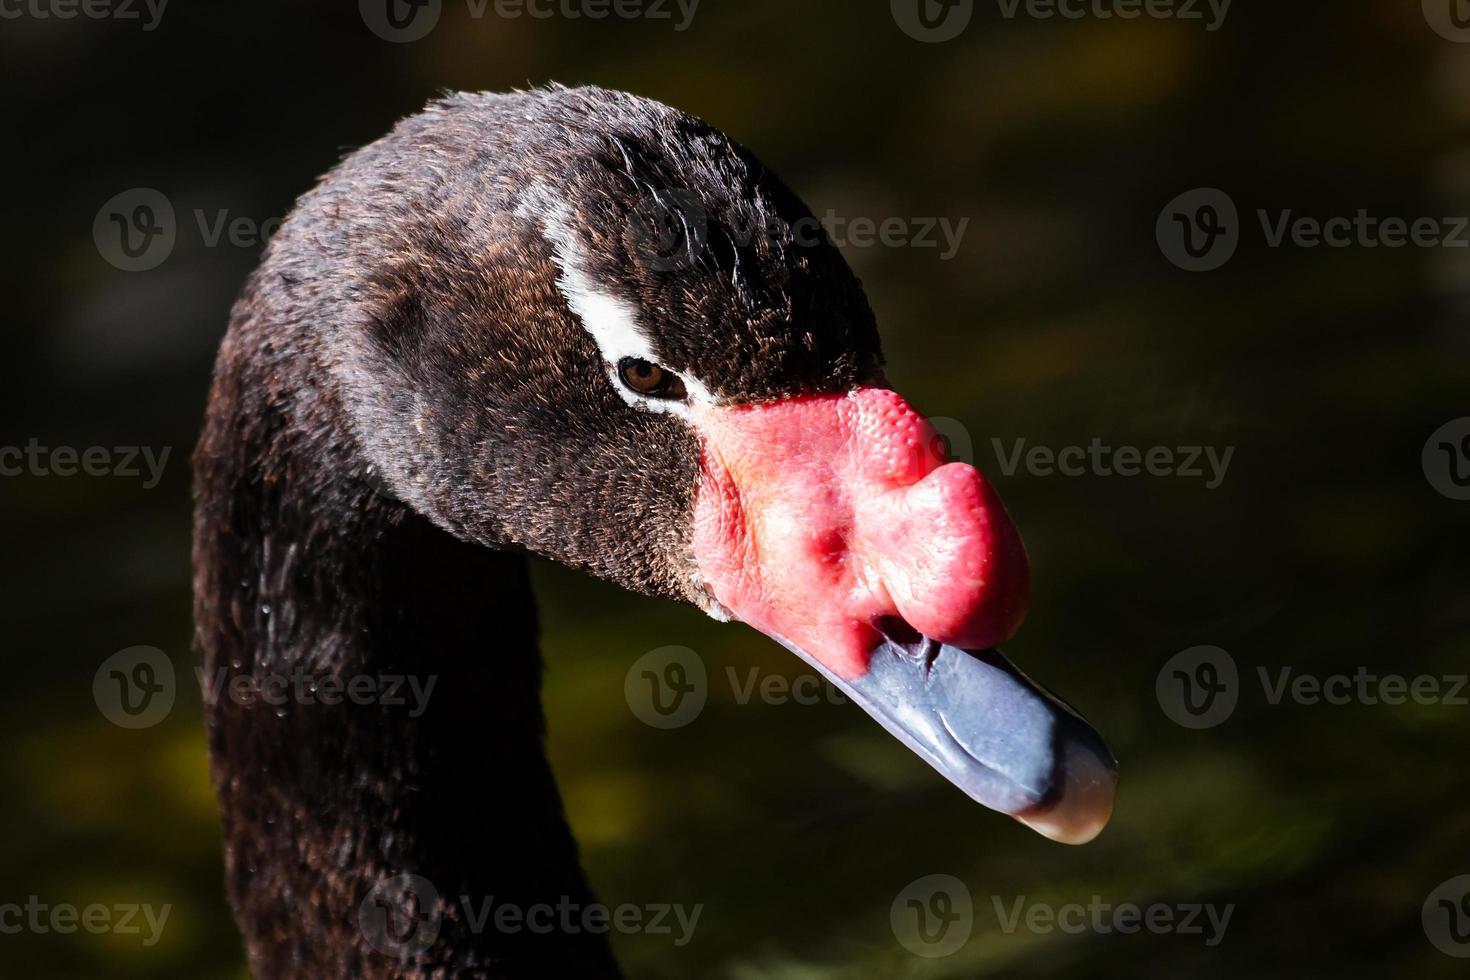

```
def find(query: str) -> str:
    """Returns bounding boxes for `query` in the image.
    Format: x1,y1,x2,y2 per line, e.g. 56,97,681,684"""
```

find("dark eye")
618,357,688,400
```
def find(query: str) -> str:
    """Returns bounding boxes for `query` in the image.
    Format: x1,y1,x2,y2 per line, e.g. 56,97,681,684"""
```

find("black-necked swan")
192,85,1117,979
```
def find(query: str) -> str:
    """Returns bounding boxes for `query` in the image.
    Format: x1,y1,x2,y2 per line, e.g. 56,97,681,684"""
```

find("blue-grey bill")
776,628,1118,844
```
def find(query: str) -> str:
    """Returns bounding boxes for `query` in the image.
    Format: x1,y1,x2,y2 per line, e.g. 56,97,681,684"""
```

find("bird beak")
691,386,1118,843
775,625,1116,844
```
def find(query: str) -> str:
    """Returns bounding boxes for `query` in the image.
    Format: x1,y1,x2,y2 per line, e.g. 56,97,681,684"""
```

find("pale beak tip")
1016,732,1118,845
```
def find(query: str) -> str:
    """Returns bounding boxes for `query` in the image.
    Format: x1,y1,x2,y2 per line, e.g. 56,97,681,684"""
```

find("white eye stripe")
518,185,714,420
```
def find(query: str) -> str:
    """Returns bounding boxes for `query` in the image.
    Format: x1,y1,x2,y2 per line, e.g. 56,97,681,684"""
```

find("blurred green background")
3,0,1469,976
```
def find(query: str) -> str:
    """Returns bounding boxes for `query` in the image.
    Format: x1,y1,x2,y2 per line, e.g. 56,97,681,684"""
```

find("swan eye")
618,357,687,400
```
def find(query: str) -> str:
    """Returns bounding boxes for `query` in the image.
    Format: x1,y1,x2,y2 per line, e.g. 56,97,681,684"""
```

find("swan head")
278,85,1115,844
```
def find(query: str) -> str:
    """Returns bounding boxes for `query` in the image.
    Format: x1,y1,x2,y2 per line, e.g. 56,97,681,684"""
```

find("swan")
192,84,1117,978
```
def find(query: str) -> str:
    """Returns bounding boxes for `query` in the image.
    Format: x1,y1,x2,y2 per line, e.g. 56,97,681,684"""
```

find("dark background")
3,1,1468,977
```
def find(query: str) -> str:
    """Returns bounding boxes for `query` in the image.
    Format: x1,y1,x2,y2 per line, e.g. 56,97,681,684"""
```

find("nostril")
873,615,939,669
875,614,921,645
